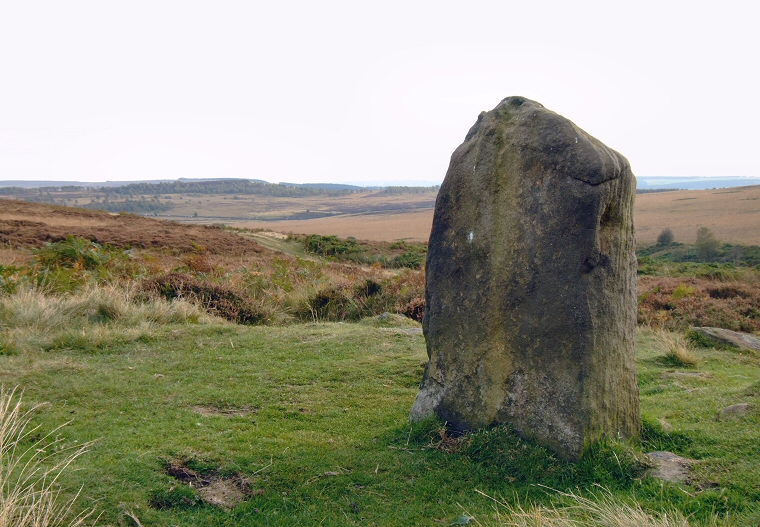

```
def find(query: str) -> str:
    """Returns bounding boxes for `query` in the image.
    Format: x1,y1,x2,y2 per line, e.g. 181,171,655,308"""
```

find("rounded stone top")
498,96,543,109
463,96,630,186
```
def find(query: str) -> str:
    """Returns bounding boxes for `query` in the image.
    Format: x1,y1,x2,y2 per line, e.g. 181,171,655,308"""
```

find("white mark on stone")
575,137,578,144
468,231,474,243
473,164,477,173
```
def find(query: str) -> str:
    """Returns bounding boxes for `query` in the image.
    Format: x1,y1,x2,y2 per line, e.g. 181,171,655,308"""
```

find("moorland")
0,196,759,526
3,179,760,245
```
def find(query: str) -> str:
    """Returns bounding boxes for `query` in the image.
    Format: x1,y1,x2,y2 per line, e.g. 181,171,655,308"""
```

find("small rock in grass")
717,403,751,420
451,514,474,525
691,327,760,353
646,451,695,483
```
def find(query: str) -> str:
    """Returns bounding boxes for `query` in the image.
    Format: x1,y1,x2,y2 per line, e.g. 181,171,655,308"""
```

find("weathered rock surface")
691,327,760,353
646,451,694,483
410,96,640,460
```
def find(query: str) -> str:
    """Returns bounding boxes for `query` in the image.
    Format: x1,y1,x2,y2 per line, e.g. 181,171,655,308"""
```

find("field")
0,181,438,225
1,311,759,526
4,180,760,245
635,185,760,246
238,210,435,242
1,198,760,526
237,186,760,245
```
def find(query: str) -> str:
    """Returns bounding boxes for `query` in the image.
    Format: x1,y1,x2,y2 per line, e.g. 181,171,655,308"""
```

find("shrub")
29,236,141,292
390,251,425,269
0,264,25,294
33,236,111,270
637,276,760,332
304,285,357,321
303,235,361,257
695,227,721,262
403,297,425,322
671,283,695,300
181,253,215,274
141,273,269,325
656,228,675,245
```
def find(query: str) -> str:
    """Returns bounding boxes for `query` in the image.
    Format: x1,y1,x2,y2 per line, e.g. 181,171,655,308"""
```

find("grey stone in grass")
717,403,751,420
410,96,640,461
691,327,760,353
646,451,695,483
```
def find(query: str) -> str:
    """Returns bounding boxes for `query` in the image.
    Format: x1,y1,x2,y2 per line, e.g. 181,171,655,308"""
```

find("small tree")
729,245,744,264
695,227,721,261
656,228,675,245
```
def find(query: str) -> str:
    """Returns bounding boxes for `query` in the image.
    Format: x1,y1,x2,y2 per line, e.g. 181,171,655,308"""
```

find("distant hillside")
5,176,760,191
280,182,373,191
639,177,760,190
0,179,178,189
0,198,264,255
239,184,760,245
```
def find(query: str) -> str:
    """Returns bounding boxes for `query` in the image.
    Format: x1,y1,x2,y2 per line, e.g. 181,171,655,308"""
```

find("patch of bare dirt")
646,451,695,483
191,404,258,417
165,459,263,509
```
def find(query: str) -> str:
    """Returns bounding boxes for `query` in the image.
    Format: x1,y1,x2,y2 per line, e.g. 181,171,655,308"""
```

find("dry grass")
653,330,700,368
0,285,214,354
0,386,97,527
471,487,726,527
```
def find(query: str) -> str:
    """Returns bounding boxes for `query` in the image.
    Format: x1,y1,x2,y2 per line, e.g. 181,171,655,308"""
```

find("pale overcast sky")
1,1,758,185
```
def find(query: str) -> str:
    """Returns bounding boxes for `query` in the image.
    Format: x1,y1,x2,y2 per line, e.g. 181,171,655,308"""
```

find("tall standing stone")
410,96,640,460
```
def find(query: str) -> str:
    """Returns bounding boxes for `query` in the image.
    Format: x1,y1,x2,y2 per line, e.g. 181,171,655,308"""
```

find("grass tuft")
148,486,201,511
654,330,700,368
0,285,212,354
472,487,718,527
641,415,692,453
0,386,97,526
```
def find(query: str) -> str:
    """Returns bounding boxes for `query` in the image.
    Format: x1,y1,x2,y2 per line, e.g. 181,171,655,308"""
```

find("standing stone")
410,96,640,460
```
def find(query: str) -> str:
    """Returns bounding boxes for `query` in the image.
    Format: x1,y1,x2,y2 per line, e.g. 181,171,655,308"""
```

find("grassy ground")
1,317,758,526
1,200,759,525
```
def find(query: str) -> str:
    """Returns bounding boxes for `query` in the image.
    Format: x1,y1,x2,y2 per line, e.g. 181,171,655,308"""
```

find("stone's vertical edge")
579,159,640,450
412,126,482,421
411,96,639,461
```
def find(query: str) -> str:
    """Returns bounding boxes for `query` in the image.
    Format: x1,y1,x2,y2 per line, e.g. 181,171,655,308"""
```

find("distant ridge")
5,176,759,191
178,177,269,184
638,177,760,190
279,182,379,191
0,179,178,188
